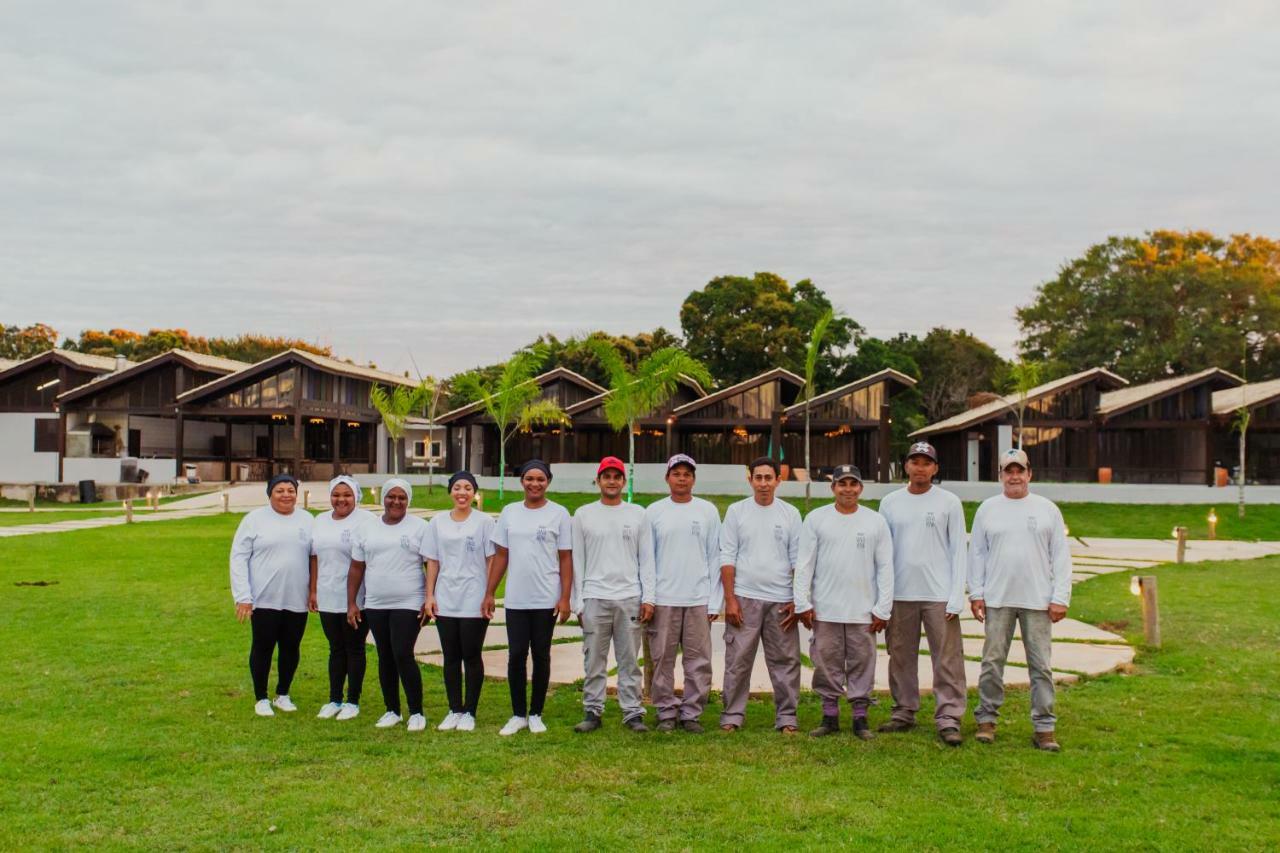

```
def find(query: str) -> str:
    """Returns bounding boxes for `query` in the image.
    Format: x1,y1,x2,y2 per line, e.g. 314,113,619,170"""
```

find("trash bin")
78,479,97,504
236,463,250,482
184,463,199,484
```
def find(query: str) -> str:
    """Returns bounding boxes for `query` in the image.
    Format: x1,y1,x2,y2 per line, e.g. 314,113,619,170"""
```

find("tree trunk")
498,429,507,501
804,403,811,512
1238,422,1247,519
627,419,635,504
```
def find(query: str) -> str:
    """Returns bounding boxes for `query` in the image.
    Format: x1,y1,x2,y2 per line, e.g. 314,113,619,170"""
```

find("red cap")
597,456,626,477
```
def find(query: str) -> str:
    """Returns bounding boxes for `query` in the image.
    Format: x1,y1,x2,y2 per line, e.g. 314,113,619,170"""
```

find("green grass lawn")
2,517,1277,848
0,509,124,526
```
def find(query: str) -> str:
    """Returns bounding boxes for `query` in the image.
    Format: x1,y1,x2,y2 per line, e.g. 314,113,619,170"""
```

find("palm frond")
803,308,834,400
516,397,567,432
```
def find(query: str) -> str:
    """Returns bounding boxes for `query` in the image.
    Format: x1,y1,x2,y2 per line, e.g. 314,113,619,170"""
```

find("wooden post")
28,487,36,513
878,402,892,482
124,499,133,523
292,411,303,478
332,419,341,473
174,410,185,480
770,408,783,463
222,491,230,513
1174,526,1187,563
57,410,67,482
303,489,310,510
1139,575,1161,647
223,420,232,482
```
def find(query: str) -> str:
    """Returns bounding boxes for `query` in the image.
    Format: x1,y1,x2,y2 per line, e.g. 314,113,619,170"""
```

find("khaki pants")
581,597,644,721
809,620,877,717
886,600,968,730
975,606,1056,732
719,596,801,729
646,605,713,723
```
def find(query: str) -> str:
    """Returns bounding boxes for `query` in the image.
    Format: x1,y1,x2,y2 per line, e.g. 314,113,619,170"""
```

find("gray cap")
832,464,863,483
906,440,938,463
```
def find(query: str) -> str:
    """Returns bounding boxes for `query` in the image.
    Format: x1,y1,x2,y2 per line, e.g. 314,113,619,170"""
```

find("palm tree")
454,346,567,500
580,340,713,503
369,381,432,475
1008,359,1043,449
801,309,834,513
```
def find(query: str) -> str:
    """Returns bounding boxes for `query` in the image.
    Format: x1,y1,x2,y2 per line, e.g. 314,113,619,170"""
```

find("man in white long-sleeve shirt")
794,465,893,740
572,456,656,733
719,457,803,733
878,441,968,745
969,448,1072,752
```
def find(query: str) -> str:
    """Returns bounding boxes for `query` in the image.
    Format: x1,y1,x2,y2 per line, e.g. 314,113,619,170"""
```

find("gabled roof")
0,349,127,384
911,367,1128,437
56,349,249,403
436,366,607,424
1213,377,1280,415
0,358,18,372
782,368,917,416
176,348,415,404
670,367,805,417
564,373,708,417
1098,368,1243,419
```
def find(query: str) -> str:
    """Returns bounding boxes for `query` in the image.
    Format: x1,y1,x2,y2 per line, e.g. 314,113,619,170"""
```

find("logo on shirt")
400,534,413,551
773,524,784,542
297,527,309,542
464,536,477,553
924,512,936,528
856,532,866,550
691,520,702,538
1026,516,1039,532
536,525,552,543
622,524,635,541
340,529,352,545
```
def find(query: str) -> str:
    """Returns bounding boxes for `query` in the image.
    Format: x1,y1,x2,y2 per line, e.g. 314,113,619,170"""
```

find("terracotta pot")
1097,467,1112,484
779,464,791,481
1215,467,1229,488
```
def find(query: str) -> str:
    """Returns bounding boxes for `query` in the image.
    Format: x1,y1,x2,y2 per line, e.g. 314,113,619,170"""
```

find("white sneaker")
272,695,297,713
335,703,360,721
254,699,274,717
375,711,403,728
437,712,462,731
316,702,342,720
406,713,427,732
528,714,547,734
456,712,476,732
499,715,528,736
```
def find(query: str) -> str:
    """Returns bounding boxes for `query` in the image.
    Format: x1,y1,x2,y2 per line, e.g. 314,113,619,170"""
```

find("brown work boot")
939,727,963,747
975,722,996,743
877,718,916,734
1033,730,1060,752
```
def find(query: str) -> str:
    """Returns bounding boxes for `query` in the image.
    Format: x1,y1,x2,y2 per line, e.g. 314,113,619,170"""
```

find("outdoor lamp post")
1130,575,1161,647
1207,509,1218,540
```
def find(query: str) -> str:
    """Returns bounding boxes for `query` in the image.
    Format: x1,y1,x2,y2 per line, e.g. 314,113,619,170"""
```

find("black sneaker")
680,719,705,734
877,718,916,733
574,712,602,733
852,718,875,741
655,719,677,732
939,727,963,747
623,716,649,732
809,715,841,738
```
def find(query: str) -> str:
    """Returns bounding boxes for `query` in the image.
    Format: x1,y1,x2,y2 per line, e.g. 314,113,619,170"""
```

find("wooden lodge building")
1213,377,1280,484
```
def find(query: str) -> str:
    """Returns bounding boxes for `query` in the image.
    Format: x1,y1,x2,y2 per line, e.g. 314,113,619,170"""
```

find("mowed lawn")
2,517,1278,849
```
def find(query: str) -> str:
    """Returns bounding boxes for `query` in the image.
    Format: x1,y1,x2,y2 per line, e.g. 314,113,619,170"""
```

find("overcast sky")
3,1,1278,377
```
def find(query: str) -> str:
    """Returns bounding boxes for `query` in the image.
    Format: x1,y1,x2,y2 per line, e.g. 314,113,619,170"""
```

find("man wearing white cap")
969,448,1072,751
794,465,893,740
877,440,968,745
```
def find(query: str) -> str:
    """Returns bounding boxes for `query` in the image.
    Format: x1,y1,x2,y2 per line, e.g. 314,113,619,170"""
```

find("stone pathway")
0,506,219,537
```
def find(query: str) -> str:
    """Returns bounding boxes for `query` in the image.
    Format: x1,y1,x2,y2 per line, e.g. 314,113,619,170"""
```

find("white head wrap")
381,477,413,505
328,475,362,503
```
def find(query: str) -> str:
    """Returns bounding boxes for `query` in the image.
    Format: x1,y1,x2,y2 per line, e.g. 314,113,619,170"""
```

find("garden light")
1130,575,1162,647
1130,576,1141,596
1207,509,1217,540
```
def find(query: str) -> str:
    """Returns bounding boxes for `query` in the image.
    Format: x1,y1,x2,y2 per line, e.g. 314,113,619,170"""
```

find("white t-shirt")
491,500,573,609
353,514,429,610
645,496,723,613
968,493,1072,610
571,500,656,613
310,508,376,613
229,506,314,612
793,504,894,623
878,485,968,614
422,510,496,618
719,498,802,603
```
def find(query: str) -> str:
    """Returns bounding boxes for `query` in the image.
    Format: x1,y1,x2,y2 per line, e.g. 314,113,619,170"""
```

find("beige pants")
809,619,877,717
719,596,801,729
646,605,713,722
885,600,968,730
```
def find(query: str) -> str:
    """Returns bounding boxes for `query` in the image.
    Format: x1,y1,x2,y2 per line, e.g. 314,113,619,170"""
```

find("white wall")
0,413,58,482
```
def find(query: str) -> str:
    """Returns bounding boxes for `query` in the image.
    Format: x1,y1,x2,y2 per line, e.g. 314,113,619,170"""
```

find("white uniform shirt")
422,510,496,618
878,485,968,614
645,496,723,614
491,501,573,609
968,493,1072,610
353,514,429,610
719,498,802,603
571,500,657,613
310,508,376,612
793,504,894,623
229,506,314,611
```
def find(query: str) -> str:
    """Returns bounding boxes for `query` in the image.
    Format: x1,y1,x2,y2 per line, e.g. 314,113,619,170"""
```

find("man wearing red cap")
571,456,656,732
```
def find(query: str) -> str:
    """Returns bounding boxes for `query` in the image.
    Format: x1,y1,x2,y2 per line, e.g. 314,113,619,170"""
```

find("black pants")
506,608,557,717
436,616,489,714
249,608,308,701
319,611,369,705
364,609,423,716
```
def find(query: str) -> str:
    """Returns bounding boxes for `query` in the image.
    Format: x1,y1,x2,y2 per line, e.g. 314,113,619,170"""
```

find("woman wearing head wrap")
309,476,377,720
483,460,573,736
346,478,431,732
229,474,314,717
423,471,494,732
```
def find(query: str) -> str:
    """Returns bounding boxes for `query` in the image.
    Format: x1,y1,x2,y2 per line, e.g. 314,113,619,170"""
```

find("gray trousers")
581,596,644,721
719,596,801,729
810,620,877,717
646,604,713,722
975,606,1056,732
886,600,968,730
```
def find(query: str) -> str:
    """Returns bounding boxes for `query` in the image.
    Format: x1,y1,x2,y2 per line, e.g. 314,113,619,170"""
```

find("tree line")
0,326,332,365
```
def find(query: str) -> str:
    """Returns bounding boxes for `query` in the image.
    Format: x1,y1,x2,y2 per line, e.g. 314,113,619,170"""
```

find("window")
34,418,58,452
412,440,443,459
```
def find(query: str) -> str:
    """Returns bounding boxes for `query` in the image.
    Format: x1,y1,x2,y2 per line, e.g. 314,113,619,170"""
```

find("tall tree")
0,323,58,360
893,329,1008,423
801,309,834,512
369,381,433,476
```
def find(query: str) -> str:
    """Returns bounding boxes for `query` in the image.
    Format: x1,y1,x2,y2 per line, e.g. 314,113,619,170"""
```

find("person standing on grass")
571,456,657,734
309,475,376,721
230,473,314,718
877,441,968,746
969,448,1072,752
718,457,804,734
794,465,894,741
483,460,573,737
644,453,722,734
423,471,494,733
346,478,430,733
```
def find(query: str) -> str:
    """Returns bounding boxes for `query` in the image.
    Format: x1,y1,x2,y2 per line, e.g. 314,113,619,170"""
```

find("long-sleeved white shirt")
422,510,496,618
571,500,656,613
720,498,802,603
645,496,723,614
353,514,429,610
968,493,1072,610
878,485,968,614
310,507,376,612
793,504,894,623
491,501,573,609
229,506,314,611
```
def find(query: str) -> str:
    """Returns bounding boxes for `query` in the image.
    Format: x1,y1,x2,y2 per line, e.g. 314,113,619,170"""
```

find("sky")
3,1,1278,377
